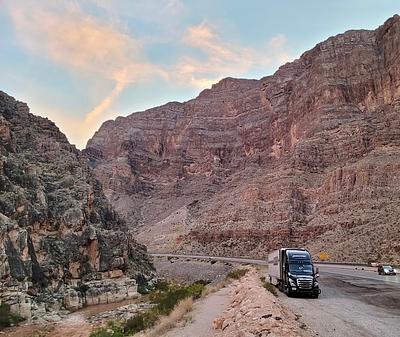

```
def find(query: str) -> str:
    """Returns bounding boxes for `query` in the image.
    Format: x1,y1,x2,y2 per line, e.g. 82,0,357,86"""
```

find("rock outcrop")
213,269,313,337
0,91,153,319
85,16,400,264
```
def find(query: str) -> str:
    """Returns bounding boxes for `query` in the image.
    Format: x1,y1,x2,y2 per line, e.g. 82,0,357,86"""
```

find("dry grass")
202,278,231,297
146,297,193,337
138,276,233,337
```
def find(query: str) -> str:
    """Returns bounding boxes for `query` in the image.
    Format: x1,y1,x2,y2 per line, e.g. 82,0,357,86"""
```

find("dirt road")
164,286,231,337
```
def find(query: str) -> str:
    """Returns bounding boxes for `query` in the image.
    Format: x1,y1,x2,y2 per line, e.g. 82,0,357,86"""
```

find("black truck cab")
280,249,320,298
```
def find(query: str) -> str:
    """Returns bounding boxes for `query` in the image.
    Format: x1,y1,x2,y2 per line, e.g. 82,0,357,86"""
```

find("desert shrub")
227,268,248,280
124,280,206,334
155,287,189,315
139,279,170,295
137,284,150,295
124,310,158,334
149,297,193,337
89,320,124,337
186,282,205,300
153,280,170,292
263,281,278,296
0,303,24,328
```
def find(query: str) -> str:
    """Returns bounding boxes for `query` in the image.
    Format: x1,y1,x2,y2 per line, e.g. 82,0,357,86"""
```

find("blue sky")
1,0,399,148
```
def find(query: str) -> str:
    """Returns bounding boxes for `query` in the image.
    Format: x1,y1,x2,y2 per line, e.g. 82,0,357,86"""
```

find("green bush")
137,284,150,295
186,282,205,300
0,303,24,328
155,287,188,315
89,320,124,337
88,280,208,335
227,268,248,280
153,280,170,292
138,279,170,295
124,280,206,334
124,310,158,334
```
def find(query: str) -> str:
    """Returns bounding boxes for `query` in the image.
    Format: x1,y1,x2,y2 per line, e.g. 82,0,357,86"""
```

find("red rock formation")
0,91,153,318
85,16,400,264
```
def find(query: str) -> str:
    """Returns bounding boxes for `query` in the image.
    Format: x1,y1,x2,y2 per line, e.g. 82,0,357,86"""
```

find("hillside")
0,91,153,319
85,15,400,264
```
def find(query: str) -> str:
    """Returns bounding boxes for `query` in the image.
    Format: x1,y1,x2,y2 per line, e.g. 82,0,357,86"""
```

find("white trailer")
267,249,280,285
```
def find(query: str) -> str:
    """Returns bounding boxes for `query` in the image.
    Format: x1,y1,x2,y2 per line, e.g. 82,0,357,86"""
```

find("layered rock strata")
86,16,400,263
0,91,153,319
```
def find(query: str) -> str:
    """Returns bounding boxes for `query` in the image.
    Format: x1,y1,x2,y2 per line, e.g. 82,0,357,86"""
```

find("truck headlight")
314,281,319,287
289,279,296,287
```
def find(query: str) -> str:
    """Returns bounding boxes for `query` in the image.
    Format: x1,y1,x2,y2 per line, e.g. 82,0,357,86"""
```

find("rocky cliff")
0,91,153,320
85,15,400,264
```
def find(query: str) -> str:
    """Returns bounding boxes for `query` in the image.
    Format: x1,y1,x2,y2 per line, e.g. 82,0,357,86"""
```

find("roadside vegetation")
260,276,278,296
89,280,207,337
0,303,24,328
90,267,250,337
226,268,248,280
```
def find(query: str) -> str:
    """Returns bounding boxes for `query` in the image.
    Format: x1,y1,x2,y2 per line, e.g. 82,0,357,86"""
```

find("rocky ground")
2,297,146,337
213,268,314,337
152,256,237,284
160,267,314,337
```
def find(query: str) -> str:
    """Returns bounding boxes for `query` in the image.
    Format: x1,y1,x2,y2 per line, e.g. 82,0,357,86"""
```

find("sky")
1,1,399,149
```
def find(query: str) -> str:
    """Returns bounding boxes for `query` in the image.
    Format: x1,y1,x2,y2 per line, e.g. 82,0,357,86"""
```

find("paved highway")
280,269,400,337
151,253,400,284
150,253,400,337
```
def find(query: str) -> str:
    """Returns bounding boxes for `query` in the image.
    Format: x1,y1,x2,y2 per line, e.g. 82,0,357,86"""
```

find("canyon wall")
0,91,153,320
85,16,400,264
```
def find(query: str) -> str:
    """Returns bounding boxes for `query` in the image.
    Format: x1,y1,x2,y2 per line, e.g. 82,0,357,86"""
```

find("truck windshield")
289,263,313,275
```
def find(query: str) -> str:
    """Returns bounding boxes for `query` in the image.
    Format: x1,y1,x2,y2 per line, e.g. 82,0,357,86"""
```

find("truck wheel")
312,293,319,299
278,281,283,292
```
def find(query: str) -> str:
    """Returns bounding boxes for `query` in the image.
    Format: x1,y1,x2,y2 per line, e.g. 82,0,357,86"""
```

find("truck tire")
278,281,283,292
286,286,293,297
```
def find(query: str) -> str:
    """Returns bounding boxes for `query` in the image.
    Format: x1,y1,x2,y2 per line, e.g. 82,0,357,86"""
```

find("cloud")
176,23,291,87
90,0,185,19
4,1,293,148
6,0,165,124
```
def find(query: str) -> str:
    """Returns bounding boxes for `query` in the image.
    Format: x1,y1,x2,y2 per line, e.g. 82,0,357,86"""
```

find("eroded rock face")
0,91,153,318
85,16,400,264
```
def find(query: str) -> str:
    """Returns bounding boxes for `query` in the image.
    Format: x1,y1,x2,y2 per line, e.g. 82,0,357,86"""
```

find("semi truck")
267,248,320,298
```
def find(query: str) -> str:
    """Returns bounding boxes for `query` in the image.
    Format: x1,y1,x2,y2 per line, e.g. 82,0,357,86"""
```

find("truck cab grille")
297,278,313,289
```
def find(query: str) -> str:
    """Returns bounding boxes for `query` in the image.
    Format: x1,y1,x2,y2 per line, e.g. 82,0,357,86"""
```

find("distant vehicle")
378,265,397,275
268,248,320,298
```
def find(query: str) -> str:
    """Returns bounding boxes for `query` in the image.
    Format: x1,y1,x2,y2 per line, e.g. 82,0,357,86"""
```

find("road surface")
280,270,400,337
151,253,400,337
